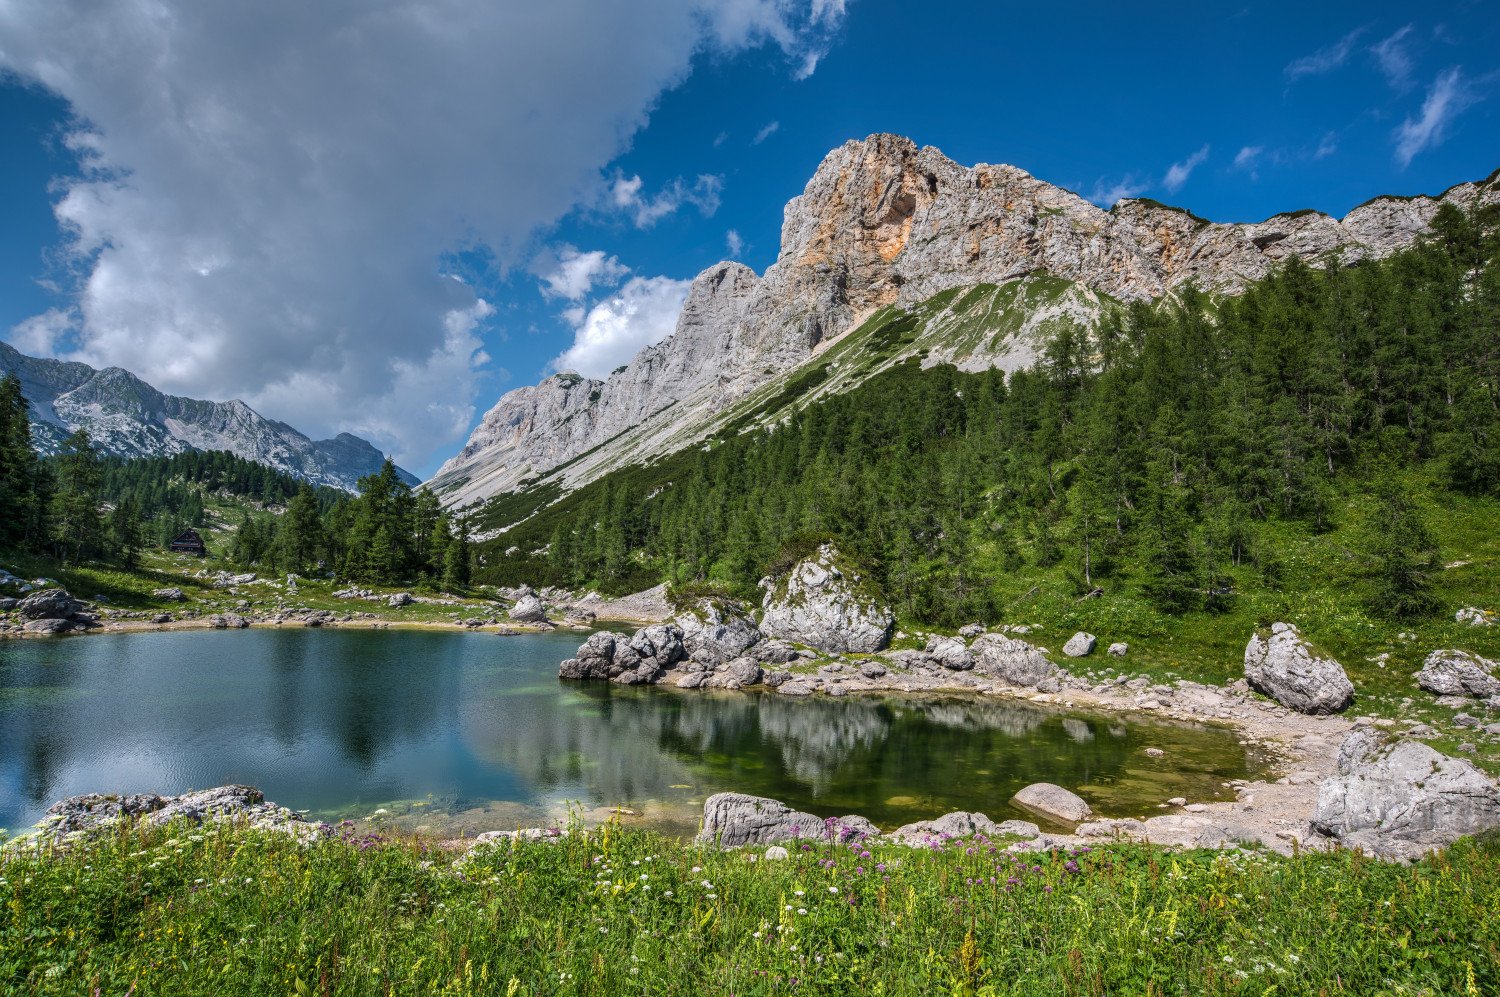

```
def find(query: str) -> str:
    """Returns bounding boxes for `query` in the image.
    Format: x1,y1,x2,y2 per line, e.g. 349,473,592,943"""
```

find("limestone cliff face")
429,134,1498,509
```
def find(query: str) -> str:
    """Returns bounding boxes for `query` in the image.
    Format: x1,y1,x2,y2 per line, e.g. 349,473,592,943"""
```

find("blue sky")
1,0,1496,477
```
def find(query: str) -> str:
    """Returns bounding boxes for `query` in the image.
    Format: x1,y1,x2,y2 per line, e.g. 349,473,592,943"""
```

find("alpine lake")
0,628,1271,838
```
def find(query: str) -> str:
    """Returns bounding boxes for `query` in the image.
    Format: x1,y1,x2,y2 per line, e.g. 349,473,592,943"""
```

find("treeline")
478,202,1499,626
227,460,473,587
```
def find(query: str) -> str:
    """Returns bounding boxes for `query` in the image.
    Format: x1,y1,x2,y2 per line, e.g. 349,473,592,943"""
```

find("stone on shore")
508,593,548,623
759,543,894,653
1312,729,1500,859
152,587,187,602
29,785,308,845
1415,649,1500,699
887,812,1040,845
1011,782,1092,823
18,588,83,620
673,598,761,666
387,592,413,608
1243,623,1354,715
697,792,878,848
924,635,974,671
969,633,1055,687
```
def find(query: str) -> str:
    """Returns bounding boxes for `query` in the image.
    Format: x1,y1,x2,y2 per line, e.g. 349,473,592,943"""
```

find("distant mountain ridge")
427,133,1500,512
0,341,417,492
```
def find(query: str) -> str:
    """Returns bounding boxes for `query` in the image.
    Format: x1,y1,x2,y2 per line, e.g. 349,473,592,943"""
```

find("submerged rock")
697,792,878,848
759,544,894,653
1243,623,1354,715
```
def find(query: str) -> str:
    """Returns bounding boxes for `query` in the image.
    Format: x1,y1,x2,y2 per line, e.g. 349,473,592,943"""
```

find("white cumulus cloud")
538,246,629,301
609,173,724,228
726,230,745,257
552,276,692,379
0,0,850,470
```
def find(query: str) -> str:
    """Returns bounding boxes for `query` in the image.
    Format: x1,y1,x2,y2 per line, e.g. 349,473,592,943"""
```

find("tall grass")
3,819,1496,995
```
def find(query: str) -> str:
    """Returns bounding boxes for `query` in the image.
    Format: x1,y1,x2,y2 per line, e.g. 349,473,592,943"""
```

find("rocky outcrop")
26,785,308,845
428,135,1499,512
924,635,974,671
970,633,1055,687
559,624,688,685
697,792,878,848
1011,783,1092,823
18,588,83,619
1311,730,1500,859
1415,650,1500,698
387,592,413,608
1243,623,1354,715
759,544,893,653
887,812,1040,845
0,341,413,492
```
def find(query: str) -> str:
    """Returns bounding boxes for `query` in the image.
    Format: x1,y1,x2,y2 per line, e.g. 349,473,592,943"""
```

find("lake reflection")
0,629,1264,836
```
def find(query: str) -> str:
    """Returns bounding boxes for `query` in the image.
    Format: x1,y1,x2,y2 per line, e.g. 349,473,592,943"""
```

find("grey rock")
958,623,986,639
673,598,761,666
1243,623,1354,715
776,679,817,697
18,588,82,620
753,639,799,664
0,597,16,611
563,608,597,626
23,617,73,635
705,657,763,690
387,592,413,608
759,544,893,653
1415,649,1500,699
925,635,974,671
1455,606,1495,627
1011,782,1092,823
1107,642,1128,657
508,594,548,623
1062,632,1096,657
969,633,1055,687
697,793,877,848
887,812,1038,845
559,632,618,681
629,624,686,671
150,613,173,624
1312,731,1500,849
208,613,250,629
859,660,888,679
152,587,186,602
33,785,306,844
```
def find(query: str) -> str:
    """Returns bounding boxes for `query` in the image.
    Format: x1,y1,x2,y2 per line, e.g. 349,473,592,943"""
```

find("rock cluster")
6,587,100,636
24,785,309,846
1243,623,1354,715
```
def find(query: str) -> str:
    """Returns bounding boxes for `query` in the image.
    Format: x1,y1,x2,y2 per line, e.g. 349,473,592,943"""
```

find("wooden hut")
168,529,208,557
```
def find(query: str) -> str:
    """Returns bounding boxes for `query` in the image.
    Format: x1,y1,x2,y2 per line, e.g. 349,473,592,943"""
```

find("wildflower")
794,889,805,896
828,886,838,894
798,908,807,915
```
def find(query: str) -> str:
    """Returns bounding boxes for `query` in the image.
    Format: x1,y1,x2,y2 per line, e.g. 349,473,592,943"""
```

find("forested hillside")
476,203,1499,635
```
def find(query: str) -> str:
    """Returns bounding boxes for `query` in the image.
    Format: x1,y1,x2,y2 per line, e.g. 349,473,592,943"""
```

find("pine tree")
51,429,104,564
1366,471,1439,619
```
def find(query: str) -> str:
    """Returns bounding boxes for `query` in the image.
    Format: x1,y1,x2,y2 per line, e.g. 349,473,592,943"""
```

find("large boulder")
697,793,878,848
1312,730,1500,856
629,624,686,670
969,633,1054,687
1011,782,1092,823
673,598,761,666
1243,623,1354,715
508,594,548,623
23,618,73,635
1415,650,1500,699
18,588,83,620
924,635,974,671
387,592,413,608
559,631,620,680
759,544,894,653
704,656,764,690
152,587,187,602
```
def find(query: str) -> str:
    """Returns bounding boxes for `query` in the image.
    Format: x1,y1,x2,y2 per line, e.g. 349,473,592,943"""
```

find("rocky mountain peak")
427,134,1498,511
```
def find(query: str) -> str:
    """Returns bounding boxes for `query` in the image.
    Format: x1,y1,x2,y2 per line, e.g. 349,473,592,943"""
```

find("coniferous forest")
478,203,1500,628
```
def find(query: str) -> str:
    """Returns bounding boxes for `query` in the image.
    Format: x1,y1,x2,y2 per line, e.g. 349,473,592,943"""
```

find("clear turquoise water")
0,629,1265,837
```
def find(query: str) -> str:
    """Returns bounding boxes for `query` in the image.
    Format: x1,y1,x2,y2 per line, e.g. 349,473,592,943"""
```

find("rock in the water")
34,785,306,843
629,624,686,671
152,587,186,602
924,635,974,671
697,792,877,848
759,544,894,653
1455,606,1494,627
387,592,413,608
18,588,82,620
23,617,73,635
1062,632,1097,657
1312,730,1500,854
887,812,1039,845
1107,642,1128,657
1415,650,1500,699
673,598,761,666
508,594,548,623
1243,623,1354,715
969,633,1055,687
1011,782,1092,823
